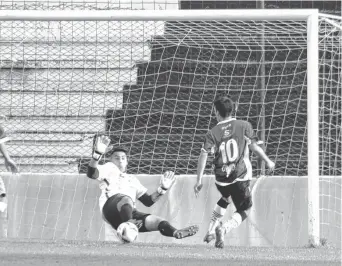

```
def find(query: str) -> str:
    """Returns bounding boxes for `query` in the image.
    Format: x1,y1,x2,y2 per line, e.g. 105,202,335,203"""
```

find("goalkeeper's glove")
157,171,176,195
92,135,111,161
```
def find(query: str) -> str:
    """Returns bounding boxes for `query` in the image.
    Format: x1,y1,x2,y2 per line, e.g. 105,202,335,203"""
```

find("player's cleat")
173,225,199,239
203,231,216,243
215,222,227,249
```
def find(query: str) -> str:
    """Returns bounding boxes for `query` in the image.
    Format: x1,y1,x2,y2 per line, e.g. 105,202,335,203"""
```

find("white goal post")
0,9,324,247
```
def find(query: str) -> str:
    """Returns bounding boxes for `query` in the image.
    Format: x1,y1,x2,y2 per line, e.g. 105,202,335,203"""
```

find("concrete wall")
1,173,340,247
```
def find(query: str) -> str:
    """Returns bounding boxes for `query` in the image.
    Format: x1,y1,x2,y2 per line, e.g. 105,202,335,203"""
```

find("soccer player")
193,95,275,248
0,124,19,212
87,135,199,241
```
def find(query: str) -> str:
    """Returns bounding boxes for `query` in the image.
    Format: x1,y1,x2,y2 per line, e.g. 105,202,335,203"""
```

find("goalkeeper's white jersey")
96,162,147,211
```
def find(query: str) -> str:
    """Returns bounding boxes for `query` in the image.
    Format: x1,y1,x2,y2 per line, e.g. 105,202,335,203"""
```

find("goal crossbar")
0,9,319,21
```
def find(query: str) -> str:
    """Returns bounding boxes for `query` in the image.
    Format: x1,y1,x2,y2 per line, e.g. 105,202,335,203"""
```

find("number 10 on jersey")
219,139,238,163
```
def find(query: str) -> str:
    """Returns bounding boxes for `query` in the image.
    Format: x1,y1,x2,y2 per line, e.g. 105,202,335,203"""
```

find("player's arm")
249,142,275,171
194,130,214,197
138,171,175,207
196,149,208,187
245,122,275,171
0,142,11,162
0,126,9,160
0,143,18,173
0,126,18,173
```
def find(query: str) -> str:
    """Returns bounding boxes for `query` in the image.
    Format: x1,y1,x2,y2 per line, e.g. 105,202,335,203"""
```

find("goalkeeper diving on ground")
194,95,275,248
87,135,199,242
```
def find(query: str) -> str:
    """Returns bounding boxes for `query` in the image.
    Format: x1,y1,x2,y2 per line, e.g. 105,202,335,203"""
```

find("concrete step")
0,90,123,117
1,118,105,133
0,69,136,91
0,20,166,43
0,43,150,68
5,140,93,158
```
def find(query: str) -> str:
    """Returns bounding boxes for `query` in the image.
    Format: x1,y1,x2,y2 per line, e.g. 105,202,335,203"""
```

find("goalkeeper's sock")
208,198,229,234
119,203,133,222
158,221,177,237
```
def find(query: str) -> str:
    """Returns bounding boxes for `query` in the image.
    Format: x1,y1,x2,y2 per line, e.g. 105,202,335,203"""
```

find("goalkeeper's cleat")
173,225,199,239
215,222,227,249
203,231,216,243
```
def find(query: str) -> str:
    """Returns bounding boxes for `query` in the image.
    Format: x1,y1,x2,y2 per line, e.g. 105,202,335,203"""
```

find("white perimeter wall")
1,173,340,248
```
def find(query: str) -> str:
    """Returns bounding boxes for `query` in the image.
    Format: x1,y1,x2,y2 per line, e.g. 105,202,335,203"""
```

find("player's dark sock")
119,203,133,222
217,197,229,208
206,197,229,241
158,221,177,237
211,197,229,224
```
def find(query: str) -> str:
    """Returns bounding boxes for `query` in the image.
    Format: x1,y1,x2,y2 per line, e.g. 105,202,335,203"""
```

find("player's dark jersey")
202,118,258,185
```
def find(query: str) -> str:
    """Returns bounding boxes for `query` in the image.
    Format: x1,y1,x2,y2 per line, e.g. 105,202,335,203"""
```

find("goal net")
0,10,340,247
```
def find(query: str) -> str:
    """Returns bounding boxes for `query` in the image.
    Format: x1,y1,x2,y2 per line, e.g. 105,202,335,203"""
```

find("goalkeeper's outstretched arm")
87,135,111,180
138,171,176,207
87,151,102,180
87,161,99,180
249,142,275,171
138,192,163,207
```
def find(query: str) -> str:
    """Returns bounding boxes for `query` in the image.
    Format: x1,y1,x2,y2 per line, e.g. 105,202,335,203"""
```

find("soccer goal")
0,9,340,247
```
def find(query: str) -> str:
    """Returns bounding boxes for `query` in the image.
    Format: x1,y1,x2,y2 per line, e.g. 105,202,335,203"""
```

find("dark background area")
95,1,341,176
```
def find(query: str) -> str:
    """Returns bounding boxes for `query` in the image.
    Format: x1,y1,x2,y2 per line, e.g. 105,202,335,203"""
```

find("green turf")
0,239,340,266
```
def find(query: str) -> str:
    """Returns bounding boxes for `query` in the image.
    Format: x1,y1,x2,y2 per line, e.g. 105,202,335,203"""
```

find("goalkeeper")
87,135,199,241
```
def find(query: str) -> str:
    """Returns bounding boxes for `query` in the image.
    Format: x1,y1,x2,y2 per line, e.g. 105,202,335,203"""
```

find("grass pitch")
0,239,340,266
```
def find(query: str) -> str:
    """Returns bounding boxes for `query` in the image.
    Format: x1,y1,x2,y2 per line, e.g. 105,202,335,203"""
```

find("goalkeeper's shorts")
102,193,150,232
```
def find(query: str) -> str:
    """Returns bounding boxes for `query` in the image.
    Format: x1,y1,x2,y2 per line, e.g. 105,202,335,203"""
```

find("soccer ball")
117,222,139,243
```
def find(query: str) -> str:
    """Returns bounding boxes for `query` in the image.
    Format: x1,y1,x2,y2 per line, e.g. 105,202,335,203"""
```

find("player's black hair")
213,95,235,118
110,146,128,156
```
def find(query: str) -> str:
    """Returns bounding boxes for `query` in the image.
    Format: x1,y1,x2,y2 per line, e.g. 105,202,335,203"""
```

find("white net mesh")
318,15,341,246
0,19,339,176
0,13,340,246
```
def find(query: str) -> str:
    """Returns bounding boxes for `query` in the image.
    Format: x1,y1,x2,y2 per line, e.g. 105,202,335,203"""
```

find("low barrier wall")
1,173,340,247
